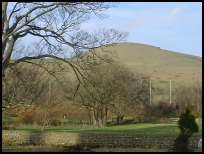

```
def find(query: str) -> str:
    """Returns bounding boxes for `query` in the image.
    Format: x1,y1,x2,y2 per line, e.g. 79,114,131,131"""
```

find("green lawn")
2,145,169,152
14,122,202,137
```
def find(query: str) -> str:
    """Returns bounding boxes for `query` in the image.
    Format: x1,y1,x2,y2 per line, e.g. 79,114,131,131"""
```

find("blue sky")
81,2,202,57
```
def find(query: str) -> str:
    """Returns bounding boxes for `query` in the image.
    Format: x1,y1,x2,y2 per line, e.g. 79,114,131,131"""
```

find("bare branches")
12,5,58,35
7,3,57,35
74,61,150,127
9,54,81,79
7,53,89,99
7,3,20,23
2,2,126,75
3,63,49,107
2,2,128,109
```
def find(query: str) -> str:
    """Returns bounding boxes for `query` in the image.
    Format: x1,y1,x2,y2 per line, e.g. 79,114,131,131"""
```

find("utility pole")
43,79,51,130
169,80,172,105
49,79,51,105
47,79,52,126
150,80,152,105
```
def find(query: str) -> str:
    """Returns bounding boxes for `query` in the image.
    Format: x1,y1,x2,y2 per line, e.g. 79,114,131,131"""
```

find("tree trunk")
2,36,16,77
116,115,124,125
100,109,103,127
105,107,108,123
88,109,92,125
98,118,103,128
116,116,120,125
92,109,98,127
2,2,8,31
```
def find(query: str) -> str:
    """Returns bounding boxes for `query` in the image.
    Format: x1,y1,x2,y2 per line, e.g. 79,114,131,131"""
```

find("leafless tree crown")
2,2,127,78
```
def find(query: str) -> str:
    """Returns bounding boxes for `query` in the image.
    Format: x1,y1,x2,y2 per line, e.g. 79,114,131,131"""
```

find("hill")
92,42,202,82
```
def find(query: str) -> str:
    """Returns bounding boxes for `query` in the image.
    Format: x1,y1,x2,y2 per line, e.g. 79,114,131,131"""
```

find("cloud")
164,5,192,29
170,7,185,16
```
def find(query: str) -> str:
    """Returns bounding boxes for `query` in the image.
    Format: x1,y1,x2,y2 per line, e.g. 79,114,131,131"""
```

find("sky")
81,2,202,57
10,2,202,58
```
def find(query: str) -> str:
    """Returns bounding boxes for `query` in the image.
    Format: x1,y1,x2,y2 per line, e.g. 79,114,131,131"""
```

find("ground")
3,120,202,152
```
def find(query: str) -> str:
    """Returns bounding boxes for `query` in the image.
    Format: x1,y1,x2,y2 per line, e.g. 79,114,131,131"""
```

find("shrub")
2,116,20,130
134,115,146,123
159,102,177,117
144,102,177,120
157,117,172,123
173,107,199,152
21,109,36,124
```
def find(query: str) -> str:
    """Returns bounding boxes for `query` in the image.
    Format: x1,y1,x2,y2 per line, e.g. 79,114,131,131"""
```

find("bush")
3,124,17,130
173,107,199,152
157,117,172,123
2,116,20,130
147,102,177,118
19,104,65,126
21,109,36,124
134,115,145,123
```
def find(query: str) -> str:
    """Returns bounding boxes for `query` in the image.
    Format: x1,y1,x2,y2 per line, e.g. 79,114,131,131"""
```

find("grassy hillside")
94,42,202,82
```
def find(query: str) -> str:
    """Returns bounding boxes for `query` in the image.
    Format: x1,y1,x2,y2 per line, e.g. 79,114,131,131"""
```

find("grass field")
3,121,202,152
103,43,202,81
2,145,169,152
13,121,202,137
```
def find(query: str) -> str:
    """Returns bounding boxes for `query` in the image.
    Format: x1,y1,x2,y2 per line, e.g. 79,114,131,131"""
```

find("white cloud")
171,7,184,16
170,5,187,17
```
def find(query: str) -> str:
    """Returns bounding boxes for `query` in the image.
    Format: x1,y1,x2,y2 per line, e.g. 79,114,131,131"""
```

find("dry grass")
95,43,201,82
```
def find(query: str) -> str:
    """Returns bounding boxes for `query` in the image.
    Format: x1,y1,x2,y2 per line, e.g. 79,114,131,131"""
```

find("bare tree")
109,65,150,125
2,2,127,80
2,64,49,109
175,82,202,116
74,60,150,127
